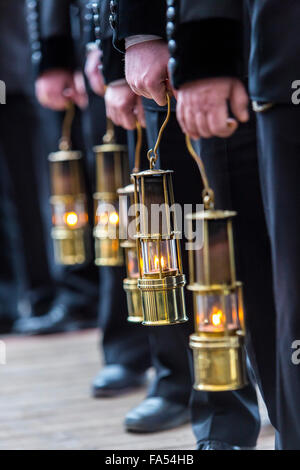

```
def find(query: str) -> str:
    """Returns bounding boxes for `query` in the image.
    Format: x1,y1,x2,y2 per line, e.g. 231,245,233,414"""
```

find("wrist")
125,35,163,50
107,78,128,87
86,42,99,55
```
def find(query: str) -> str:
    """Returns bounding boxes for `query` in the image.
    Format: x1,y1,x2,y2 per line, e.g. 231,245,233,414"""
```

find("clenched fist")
105,82,145,130
176,78,249,139
84,49,105,97
35,69,88,110
125,40,171,106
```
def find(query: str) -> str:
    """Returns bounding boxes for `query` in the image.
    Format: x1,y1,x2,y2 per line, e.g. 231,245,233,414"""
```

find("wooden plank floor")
0,329,275,450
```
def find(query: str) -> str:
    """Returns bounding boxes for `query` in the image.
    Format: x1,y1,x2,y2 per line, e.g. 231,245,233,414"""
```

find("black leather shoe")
92,365,147,398
197,440,256,450
0,316,14,334
13,303,96,335
124,397,190,433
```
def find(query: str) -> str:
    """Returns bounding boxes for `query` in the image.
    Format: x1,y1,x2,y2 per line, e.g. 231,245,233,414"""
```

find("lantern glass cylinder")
126,246,140,279
141,239,178,277
49,151,90,265
93,143,129,266
132,170,187,326
194,287,244,335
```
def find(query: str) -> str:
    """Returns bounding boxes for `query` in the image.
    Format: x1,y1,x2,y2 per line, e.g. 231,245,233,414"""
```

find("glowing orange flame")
211,307,224,327
154,255,166,270
64,211,78,227
109,212,119,225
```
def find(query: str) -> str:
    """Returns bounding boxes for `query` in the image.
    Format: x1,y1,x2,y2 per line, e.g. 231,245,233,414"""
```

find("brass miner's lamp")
49,104,90,265
185,136,247,392
117,123,143,323
93,119,129,266
132,96,187,326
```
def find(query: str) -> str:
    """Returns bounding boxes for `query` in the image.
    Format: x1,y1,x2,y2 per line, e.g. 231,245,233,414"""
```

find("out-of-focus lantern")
185,136,247,391
118,183,143,323
132,96,188,326
49,104,90,265
117,123,143,323
93,119,129,266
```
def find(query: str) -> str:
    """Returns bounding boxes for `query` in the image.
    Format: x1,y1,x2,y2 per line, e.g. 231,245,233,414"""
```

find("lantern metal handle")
185,135,215,209
147,93,171,169
132,121,142,174
59,102,75,151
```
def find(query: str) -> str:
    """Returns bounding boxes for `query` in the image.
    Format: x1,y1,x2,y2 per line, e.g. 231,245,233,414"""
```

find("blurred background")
0,0,105,337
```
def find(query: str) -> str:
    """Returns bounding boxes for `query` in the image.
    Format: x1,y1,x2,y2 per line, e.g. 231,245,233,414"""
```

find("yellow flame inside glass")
109,212,119,225
64,211,78,228
211,307,225,327
154,255,166,271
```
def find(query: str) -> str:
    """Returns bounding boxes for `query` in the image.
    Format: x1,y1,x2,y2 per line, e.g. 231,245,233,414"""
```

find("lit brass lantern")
186,136,247,392
118,183,143,323
132,96,188,326
117,123,143,323
49,105,90,265
93,120,129,266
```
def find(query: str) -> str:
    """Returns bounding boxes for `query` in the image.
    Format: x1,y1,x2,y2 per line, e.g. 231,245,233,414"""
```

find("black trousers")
256,104,300,449
144,102,261,446
192,110,276,447
0,94,55,323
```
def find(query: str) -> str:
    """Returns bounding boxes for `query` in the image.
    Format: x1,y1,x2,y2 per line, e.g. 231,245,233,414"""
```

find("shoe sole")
92,383,147,399
125,414,190,433
14,320,97,336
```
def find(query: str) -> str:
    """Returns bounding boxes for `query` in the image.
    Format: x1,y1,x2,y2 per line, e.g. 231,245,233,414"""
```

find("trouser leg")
192,111,274,447
0,95,55,313
99,265,151,373
144,104,260,439
143,107,193,405
0,150,23,324
84,93,151,372
256,104,300,449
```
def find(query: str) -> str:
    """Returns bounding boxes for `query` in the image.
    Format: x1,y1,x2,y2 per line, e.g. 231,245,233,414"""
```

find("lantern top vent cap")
48,150,82,162
186,209,237,221
93,143,128,153
131,169,173,178
117,183,134,195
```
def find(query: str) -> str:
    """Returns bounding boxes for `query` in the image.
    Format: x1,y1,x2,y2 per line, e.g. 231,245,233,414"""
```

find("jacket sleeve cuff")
101,37,125,84
38,36,76,76
112,0,166,53
170,19,243,89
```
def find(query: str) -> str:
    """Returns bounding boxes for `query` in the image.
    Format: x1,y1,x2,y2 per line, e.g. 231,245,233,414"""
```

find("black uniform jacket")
173,0,300,102
29,0,124,84
110,0,166,52
109,0,243,89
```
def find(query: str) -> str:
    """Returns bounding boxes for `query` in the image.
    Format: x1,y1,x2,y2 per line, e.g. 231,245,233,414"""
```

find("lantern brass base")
94,229,124,266
123,278,143,323
138,274,188,326
190,332,248,392
51,227,90,265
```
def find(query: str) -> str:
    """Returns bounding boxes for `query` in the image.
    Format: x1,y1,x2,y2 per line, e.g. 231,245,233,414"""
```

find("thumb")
230,80,249,123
